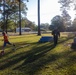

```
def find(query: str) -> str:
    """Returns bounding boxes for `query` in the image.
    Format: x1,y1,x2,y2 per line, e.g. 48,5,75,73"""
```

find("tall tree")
50,15,65,31
40,23,50,31
61,9,71,28
72,18,76,31
0,0,28,34
38,0,41,35
15,0,28,35
58,0,72,28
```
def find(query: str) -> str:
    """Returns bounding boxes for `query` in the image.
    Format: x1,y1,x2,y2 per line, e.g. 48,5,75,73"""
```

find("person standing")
52,28,60,46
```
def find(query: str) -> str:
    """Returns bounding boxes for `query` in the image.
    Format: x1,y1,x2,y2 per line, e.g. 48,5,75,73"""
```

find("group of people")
0,28,60,55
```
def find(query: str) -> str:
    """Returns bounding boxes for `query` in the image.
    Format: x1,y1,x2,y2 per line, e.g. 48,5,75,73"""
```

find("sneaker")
13,44,15,47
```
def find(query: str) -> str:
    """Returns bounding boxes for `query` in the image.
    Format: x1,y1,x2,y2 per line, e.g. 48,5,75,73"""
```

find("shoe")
13,44,15,47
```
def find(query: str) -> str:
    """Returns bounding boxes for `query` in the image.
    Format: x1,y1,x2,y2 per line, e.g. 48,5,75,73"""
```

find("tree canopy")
0,0,37,33
50,15,65,31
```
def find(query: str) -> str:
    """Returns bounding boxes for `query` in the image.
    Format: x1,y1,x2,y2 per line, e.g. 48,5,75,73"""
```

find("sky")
26,0,75,25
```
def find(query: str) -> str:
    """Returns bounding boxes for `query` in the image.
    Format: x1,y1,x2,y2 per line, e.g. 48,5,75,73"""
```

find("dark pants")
3,41,12,47
54,35,58,46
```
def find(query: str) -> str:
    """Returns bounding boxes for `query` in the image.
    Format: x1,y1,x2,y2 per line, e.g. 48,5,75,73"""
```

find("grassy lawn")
0,33,76,75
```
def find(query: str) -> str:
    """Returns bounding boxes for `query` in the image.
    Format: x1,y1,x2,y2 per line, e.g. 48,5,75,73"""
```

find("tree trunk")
3,0,6,31
38,0,41,35
19,0,22,35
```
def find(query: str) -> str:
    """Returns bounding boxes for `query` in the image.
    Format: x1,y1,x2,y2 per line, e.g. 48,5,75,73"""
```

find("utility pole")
38,0,41,35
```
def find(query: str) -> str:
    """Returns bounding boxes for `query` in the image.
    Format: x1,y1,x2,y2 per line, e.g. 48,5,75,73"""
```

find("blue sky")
26,0,75,25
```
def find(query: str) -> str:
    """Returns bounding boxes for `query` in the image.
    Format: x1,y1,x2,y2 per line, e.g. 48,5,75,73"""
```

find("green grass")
0,34,76,75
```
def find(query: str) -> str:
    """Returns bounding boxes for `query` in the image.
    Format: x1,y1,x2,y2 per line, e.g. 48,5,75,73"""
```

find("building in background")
16,27,32,32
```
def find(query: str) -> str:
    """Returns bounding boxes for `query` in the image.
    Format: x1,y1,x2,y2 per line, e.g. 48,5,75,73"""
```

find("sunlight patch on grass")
0,34,76,75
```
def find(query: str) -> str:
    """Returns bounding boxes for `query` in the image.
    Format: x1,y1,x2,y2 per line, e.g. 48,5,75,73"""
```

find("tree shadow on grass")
58,36,74,44
13,45,58,75
0,42,55,69
13,45,76,75
0,36,72,63
0,36,75,75
52,50,76,75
